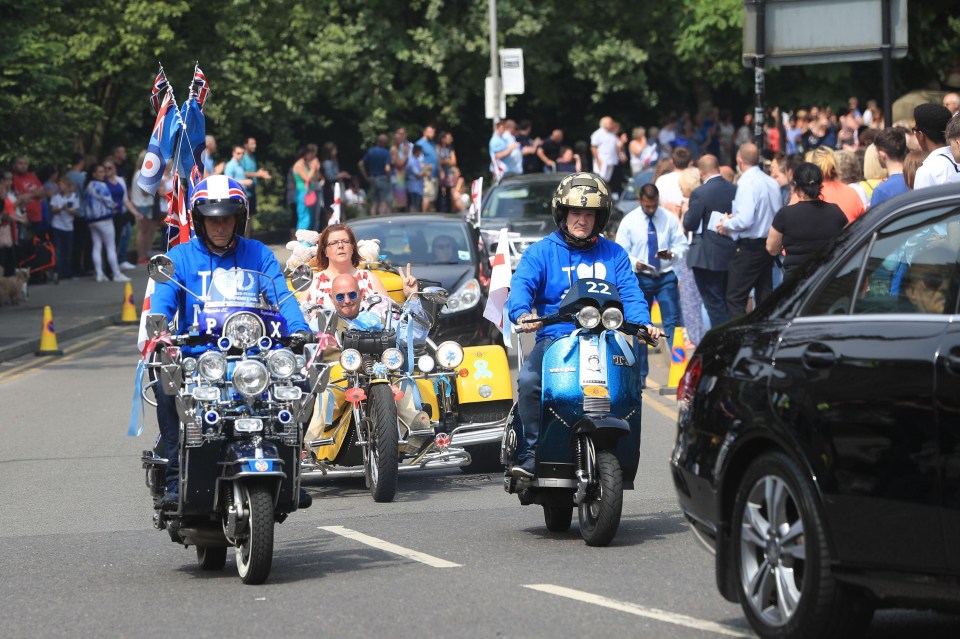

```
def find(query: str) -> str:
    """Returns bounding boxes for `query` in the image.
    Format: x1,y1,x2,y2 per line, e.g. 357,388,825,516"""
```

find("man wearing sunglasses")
912,103,960,189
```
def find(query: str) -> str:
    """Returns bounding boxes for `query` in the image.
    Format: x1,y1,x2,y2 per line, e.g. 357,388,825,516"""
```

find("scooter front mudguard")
456,344,512,404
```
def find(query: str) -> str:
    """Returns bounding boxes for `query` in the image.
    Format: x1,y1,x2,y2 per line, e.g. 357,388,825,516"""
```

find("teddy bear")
285,229,321,271
356,238,381,264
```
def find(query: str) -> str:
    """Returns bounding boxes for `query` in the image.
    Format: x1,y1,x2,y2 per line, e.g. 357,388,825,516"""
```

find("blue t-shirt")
416,137,439,179
406,155,424,194
869,174,907,209
224,159,248,195
241,153,258,189
363,146,391,177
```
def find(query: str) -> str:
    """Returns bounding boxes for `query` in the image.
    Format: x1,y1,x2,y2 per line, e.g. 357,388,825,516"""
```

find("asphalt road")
2,326,960,638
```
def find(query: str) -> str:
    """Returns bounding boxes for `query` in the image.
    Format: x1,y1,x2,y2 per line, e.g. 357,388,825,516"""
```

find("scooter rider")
149,175,313,508
506,172,663,478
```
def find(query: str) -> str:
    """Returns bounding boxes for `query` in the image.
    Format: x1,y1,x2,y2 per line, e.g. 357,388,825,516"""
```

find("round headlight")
577,306,601,329
382,347,403,371
197,352,227,381
339,348,363,372
601,307,624,330
417,354,435,373
435,341,464,369
232,360,269,398
223,311,266,350
182,357,197,373
266,348,297,378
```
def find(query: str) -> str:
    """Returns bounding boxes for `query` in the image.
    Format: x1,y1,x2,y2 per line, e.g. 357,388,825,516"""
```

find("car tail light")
677,354,702,405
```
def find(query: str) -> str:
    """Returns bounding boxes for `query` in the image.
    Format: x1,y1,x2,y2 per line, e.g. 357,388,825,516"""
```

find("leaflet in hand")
707,210,726,234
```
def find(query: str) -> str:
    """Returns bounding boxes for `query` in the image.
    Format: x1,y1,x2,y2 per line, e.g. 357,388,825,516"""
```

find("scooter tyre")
368,384,399,503
236,482,275,585
197,545,227,570
578,450,623,547
543,504,574,532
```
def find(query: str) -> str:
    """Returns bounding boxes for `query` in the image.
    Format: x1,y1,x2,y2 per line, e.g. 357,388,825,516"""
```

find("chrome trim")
536,478,577,488
792,313,952,324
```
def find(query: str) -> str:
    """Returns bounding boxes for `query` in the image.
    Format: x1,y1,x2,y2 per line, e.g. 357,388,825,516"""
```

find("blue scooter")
501,278,657,546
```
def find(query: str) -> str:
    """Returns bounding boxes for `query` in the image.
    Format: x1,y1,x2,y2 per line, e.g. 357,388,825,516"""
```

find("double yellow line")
0,327,135,385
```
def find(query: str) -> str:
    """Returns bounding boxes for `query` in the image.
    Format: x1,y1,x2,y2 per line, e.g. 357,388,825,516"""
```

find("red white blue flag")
178,97,206,179
149,66,168,116
191,63,209,109
137,88,180,196
164,172,192,248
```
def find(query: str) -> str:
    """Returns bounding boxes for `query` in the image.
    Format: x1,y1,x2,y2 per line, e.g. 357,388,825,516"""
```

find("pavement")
0,238,293,364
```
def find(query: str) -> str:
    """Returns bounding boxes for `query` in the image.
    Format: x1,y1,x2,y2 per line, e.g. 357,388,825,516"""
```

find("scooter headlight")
339,348,363,372
601,307,624,330
435,341,464,369
223,311,266,350
382,348,404,371
197,352,227,381
577,306,600,329
417,354,435,373
266,348,297,378
232,360,270,398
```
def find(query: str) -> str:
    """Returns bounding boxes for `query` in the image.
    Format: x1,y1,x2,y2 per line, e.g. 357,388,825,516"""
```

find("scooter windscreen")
556,277,623,317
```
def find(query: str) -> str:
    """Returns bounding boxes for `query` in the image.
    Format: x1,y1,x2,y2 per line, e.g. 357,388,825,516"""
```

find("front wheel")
578,449,623,547
235,482,275,585
732,452,874,639
368,384,399,503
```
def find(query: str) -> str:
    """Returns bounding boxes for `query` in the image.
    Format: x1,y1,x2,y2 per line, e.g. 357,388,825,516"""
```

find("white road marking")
524,584,752,638
318,525,462,568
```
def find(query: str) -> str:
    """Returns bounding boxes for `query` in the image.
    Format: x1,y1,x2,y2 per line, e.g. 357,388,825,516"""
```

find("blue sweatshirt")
506,231,651,342
150,236,308,335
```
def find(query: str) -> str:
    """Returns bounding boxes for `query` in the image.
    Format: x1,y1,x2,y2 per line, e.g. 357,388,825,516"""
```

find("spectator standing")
489,120,520,180
224,144,254,195
50,176,80,279
12,156,44,237
437,131,458,212
870,126,909,208
628,127,648,176
358,133,393,216
717,110,736,166
677,167,706,347
416,125,439,211
655,147,692,214
590,116,620,183
390,128,412,211
615,182,688,388
784,114,803,155
943,92,960,116
343,177,366,209
103,159,140,269
321,142,350,229
292,144,319,231
903,150,930,190
83,163,128,283
516,120,543,174
684,155,738,327
912,103,959,189
766,162,848,279
854,144,887,207
537,129,564,172
406,144,426,212
717,143,782,319
0,170,28,276
66,154,92,276
554,146,581,173
733,114,753,156
791,147,865,223
132,150,162,265
658,117,678,153
203,135,222,177
241,136,272,234
945,116,960,172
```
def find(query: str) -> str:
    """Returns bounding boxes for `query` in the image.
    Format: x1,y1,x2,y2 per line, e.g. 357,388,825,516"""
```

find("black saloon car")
350,214,498,346
671,183,960,638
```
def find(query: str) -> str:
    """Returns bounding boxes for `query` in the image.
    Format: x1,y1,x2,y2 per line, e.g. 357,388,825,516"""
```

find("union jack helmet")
190,175,249,247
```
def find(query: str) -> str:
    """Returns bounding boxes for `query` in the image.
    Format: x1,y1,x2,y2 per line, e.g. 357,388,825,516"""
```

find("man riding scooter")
506,172,663,478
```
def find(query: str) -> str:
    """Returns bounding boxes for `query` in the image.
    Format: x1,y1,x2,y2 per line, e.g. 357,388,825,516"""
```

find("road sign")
500,48,524,95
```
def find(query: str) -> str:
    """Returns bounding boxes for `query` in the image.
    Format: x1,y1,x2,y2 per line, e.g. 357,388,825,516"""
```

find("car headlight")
223,311,266,350
382,347,403,371
197,352,227,381
339,348,363,372
232,360,270,398
266,348,297,378
441,279,481,314
418,354,435,373
601,307,624,330
577,306,600,329
435,341,464,369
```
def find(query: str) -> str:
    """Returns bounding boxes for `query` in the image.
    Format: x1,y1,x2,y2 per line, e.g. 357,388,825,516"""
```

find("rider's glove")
288,329,315,349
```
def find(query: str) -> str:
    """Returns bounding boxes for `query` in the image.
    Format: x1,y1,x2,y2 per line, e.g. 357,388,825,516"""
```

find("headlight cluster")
223,311,265,350
233,360,270,398
198,352,227,381
435,341,464,369
577,306,600,329
382,348,404,371
441,279,481,314
266,348,297,378
339,348,363,372
601,307,623,330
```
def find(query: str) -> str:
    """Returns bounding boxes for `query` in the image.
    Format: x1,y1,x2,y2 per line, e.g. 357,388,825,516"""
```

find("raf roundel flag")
178,98,206,178
138,90,180,196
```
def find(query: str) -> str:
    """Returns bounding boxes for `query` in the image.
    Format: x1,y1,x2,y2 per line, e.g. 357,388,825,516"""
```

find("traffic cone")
121,281,138,323
36,305,63,356
658,327,687,396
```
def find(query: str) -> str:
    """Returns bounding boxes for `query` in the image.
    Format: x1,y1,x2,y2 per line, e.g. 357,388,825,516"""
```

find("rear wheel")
235,483,275,585
196,545,227,570
543,504,573,532
578,450,623,547
368,384,399,503
733,452,874,638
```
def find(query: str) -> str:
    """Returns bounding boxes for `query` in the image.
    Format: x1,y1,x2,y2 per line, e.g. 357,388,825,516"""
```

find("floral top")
303,268,385,320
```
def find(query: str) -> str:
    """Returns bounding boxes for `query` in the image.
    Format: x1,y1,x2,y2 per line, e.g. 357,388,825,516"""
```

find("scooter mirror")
148,254,176,283
288,264,313,292
145,313,168,339
419,286,448,305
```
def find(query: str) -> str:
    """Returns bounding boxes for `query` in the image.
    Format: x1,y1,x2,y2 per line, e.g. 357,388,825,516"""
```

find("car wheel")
732,451,873,639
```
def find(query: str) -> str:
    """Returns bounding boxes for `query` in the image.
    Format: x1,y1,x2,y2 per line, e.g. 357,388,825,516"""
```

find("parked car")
350,214,498,346
671,183,960,638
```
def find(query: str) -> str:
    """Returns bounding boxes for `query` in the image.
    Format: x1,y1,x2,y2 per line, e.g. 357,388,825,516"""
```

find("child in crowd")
50,176,80,279
343,177,367,208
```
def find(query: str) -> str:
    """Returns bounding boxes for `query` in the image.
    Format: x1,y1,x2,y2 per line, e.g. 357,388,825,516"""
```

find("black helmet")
551,172,612,248
189,175,249,250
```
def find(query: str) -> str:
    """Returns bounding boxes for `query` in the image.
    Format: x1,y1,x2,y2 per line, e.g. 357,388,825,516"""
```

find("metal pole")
753,0,766,154
489,0,499,133
881,0,893,128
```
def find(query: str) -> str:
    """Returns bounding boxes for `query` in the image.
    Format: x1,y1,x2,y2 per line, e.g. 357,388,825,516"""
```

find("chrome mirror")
147,255,175,283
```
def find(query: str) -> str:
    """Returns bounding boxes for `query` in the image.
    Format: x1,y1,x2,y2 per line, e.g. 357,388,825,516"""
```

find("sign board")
485,76,506,120
499,48,525,95
742,0,907,67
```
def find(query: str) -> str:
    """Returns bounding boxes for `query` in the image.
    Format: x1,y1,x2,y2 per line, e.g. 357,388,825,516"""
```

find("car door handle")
943,348,960,374
802,343,837,369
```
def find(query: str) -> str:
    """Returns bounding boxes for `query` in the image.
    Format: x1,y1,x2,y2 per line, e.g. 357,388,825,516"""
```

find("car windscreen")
482,181,557,219
351,220,473,265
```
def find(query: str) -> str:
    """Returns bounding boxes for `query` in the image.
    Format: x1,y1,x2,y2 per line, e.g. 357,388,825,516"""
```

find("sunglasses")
327,239,352,248
334,291,359,303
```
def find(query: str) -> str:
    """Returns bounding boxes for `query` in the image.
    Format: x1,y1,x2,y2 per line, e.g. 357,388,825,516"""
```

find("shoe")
96,273,108,282
137,257,150,265
113,273,131,282
511,458,535,479
160,488,179,510
119,261,136,271
298,487,313,509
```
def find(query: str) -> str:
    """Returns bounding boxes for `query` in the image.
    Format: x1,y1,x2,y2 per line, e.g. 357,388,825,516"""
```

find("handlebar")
519,315,659,347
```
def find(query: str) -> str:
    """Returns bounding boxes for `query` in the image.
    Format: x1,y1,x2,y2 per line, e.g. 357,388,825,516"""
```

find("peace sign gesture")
398,263,418,297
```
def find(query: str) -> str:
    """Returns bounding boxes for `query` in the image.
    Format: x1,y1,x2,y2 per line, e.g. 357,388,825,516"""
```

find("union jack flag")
191,63,209,109
149,66,168,116
164,172,192,248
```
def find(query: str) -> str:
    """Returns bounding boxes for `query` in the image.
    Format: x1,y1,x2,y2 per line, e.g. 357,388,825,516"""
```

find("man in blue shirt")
241,137,272,235
359,133,393,216
416,125,439,210
870,126,909,208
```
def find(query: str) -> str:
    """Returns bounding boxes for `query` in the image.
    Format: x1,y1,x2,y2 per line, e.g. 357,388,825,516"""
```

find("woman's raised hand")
398,263,418,297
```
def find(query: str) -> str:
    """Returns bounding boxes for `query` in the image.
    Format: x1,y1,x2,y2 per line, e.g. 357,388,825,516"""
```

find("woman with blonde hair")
853,144,887,207
793,146,865,222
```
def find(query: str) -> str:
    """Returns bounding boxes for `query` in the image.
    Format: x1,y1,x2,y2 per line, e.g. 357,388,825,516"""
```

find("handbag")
303,190,317,207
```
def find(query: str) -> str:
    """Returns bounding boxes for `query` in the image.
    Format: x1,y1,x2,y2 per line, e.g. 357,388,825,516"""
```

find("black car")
350,214,498,346
671,183,960,638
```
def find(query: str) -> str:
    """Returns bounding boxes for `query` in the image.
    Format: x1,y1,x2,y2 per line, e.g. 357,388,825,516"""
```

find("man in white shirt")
912,103,960,189
590,116,620,183
615,182,688,388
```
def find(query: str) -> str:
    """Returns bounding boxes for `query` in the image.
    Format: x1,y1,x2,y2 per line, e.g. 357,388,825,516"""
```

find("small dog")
0,268,29,306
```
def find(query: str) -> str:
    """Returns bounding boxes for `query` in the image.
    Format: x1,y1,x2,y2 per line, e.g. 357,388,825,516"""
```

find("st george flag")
482,227,514,348
149,66,169,116
177,64,209,179
490,152,505,184
468,177,483,224
328,181,342,225
137,86,181,196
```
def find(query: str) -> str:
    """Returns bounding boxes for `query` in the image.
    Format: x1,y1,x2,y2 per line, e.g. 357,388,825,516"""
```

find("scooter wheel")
543,504,573,532
578,450,623,547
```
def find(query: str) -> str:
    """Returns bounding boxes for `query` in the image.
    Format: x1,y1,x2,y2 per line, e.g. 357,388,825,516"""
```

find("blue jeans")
156,391,180,492
52,228,73,279
635,271,681,380
516,337,554,462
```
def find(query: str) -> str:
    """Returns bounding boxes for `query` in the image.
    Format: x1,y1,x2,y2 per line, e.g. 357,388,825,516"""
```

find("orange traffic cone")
658,327,687,396
121,281,139,323
36,305,63,356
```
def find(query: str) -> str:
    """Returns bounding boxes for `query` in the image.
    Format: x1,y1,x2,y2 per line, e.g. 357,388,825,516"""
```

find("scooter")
501,277,657,546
